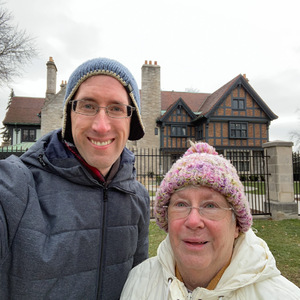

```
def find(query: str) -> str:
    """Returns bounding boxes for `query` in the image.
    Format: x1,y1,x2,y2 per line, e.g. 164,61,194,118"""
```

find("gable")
212,85,268,119
200,75,278,121
3,97,45,125
158,97,196,123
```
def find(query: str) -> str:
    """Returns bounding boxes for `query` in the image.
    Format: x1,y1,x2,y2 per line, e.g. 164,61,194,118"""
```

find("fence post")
263,141,298,219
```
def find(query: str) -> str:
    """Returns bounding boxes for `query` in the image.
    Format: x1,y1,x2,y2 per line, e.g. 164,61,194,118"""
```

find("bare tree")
290,108,300,151
1,88,14,143
185,87,200,93
0,3,37,86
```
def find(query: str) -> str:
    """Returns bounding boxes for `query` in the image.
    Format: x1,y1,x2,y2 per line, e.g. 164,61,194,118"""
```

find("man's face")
71,75,131,176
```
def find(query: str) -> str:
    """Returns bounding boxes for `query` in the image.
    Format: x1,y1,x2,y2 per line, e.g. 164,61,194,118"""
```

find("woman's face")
168,186,239,283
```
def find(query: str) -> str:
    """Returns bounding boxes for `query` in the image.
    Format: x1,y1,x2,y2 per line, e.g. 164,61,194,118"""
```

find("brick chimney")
243,73,249,82
46,57,57,96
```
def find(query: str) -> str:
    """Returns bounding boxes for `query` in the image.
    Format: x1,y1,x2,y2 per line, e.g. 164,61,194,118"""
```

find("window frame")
229,122,248,139
22,128,36,142
176,105,183,115
170,125,187,137
232,98,246,110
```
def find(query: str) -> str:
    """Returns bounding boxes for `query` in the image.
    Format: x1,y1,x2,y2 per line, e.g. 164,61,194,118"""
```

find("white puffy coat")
121,229,300,300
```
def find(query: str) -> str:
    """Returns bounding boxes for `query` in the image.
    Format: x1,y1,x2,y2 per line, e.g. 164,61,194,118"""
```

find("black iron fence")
293,152,300,215
131,148,271,218
0,148,25,160
4,146,299,217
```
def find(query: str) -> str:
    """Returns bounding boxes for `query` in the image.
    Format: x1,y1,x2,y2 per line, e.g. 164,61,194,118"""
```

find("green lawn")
243,181,300,195
243,181,266,194
148,218,300,287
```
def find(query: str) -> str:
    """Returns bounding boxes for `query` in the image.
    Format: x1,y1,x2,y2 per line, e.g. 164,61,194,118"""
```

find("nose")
91,108,111,133
184,207,205,229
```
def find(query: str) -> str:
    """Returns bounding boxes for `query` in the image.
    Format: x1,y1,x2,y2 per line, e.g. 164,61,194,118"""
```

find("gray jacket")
0,130,150,299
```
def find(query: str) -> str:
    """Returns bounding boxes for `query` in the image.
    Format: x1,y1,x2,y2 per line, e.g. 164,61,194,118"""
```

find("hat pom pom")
184,141,218,157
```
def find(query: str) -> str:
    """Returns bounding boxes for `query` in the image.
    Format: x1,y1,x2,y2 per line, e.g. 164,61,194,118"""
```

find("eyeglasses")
163,201,234,221
70,100,136,118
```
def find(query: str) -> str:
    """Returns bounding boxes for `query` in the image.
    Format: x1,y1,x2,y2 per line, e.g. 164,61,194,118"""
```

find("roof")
200,75,240,115
3,97,45,125
161,91,210,112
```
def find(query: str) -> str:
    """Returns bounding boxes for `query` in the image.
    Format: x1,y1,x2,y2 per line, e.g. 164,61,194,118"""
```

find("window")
176,105,182,115
171,125,187,137
232,98,245,110
229,122,248,138
197,127,203,140
22,129,36,142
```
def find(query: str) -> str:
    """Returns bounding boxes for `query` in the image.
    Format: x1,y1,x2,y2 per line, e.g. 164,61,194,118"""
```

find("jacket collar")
21,130,134,189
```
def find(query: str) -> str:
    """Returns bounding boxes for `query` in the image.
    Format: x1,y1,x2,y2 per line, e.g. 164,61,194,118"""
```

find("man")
0,58,150,299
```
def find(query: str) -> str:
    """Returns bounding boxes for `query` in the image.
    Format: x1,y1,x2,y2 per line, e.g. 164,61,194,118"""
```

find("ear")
234,225,240,239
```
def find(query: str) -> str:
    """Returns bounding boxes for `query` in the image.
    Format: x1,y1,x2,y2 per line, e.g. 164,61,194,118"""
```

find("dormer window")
176,105,183,115
232,98,245,110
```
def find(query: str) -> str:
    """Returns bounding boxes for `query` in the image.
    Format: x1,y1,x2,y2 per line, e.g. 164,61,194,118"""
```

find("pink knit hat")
155,142,252,233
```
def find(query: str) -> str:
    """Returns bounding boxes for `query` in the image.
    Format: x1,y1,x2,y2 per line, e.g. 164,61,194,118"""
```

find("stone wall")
41,83,66,137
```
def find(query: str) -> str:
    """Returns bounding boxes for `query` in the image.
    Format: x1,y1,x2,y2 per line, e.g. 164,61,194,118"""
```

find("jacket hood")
20,129,136,188
216,229,280,291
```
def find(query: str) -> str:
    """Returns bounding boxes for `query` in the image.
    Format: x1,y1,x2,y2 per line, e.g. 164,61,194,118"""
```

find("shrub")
239,175,249,181
148,171,154,178
249,175,259,182
156,175,163,184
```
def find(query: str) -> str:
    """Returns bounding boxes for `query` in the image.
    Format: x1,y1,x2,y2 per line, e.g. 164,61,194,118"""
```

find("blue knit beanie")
62,57,145,141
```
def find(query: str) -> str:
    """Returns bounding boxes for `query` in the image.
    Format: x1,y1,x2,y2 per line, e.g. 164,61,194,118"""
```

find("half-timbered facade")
157,97,197,150
143,71,278,174
155,74,277,159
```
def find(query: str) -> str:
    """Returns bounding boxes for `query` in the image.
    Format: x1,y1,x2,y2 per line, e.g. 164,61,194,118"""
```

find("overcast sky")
1,0,300,146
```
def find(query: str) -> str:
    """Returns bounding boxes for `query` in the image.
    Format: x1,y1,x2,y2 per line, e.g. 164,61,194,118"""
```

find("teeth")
188,241,206,244
91,139,112,146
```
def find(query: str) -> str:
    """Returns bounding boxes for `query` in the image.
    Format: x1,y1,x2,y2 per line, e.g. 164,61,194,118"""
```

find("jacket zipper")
38,154,47,167
96,187,108,299
165,278,173,300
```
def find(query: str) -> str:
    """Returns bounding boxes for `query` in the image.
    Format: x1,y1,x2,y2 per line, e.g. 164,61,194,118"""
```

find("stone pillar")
137,60,161,149
263,140,298,219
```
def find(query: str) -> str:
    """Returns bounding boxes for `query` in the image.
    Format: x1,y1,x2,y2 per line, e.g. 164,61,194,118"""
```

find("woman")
121,142,300,299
